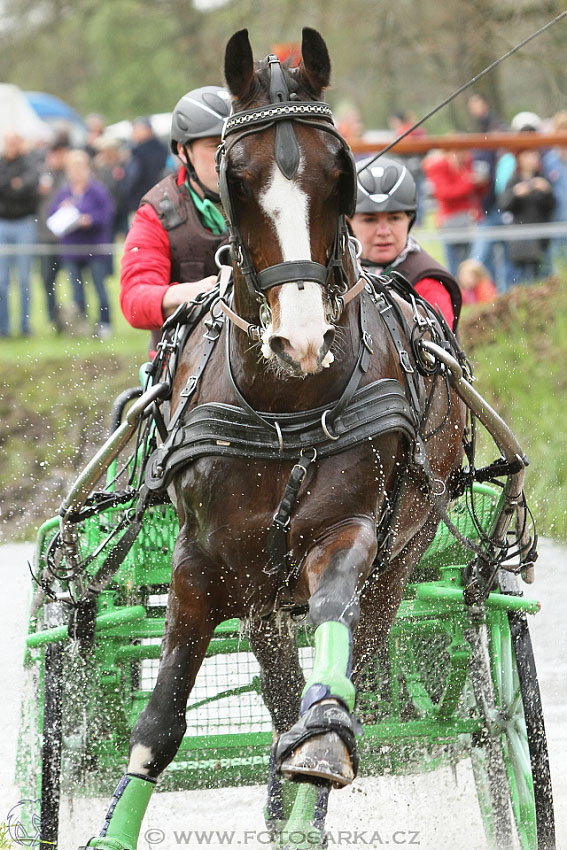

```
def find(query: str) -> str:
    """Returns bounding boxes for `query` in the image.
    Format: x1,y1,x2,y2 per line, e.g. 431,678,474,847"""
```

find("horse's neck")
230,275,363,414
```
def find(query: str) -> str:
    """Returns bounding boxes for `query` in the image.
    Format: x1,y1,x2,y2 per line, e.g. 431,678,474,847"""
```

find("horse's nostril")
269,335,290,360
322,328,335,357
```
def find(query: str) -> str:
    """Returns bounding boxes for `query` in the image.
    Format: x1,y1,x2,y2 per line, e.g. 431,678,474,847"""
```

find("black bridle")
216,53,360,329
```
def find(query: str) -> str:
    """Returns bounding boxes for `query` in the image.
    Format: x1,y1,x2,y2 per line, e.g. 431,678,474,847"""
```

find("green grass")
460,275,567,540
0,263,148,541
1,261,566,542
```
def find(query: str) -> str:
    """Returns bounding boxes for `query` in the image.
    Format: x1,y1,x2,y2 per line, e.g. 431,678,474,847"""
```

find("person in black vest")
349,156,462,331
119,87,232,350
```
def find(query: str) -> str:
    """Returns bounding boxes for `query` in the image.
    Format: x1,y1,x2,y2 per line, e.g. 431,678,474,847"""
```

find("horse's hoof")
280,730,354,787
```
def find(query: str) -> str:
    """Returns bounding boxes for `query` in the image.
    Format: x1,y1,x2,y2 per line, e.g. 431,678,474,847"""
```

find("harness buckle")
180,375,198,397
362,331,374,355
291,462,309,483
272,513,291,531
410,294,429,329
399,349,415,374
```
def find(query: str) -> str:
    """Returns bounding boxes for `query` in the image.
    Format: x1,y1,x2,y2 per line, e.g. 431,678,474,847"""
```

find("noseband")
216,53,363,336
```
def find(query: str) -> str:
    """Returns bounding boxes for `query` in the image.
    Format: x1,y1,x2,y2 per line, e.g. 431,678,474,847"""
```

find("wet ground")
1,538,565,850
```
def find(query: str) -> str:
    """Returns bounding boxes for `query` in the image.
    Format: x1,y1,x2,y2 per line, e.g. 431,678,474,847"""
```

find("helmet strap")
183,144,222,205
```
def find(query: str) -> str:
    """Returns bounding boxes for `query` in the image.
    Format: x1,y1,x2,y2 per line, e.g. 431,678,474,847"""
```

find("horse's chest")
177,446,386,565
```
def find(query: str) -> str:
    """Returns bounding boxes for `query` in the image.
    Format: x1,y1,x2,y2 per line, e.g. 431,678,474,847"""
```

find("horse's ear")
299,27,331,95
225,29,255,100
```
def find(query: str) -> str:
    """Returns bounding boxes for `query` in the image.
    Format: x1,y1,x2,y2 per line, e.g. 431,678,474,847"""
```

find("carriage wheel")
468,607,555,850
39,640,64,850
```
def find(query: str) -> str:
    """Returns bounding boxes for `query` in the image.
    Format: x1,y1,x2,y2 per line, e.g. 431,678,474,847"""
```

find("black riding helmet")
355,156,418,226
170,86,232,202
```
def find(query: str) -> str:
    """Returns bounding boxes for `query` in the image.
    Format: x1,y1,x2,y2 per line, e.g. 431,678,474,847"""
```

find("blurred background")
0,0,566,137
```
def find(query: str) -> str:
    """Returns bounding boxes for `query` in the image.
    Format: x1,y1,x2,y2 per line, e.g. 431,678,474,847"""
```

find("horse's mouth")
269,348,335,378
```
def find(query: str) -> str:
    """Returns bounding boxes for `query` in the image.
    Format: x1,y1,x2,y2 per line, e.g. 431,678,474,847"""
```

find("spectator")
495,112,543,195
500,148,555,285
92,136,129,238
466,93,504,134
123,117,168,217
48,149,114,338
542,110,567,265
388,110,426,138
422,148,487,276
85,113,106,159
36,134,70,332
350,156,461,331
0,132,41,337
466,94,509,290
457,259,498,304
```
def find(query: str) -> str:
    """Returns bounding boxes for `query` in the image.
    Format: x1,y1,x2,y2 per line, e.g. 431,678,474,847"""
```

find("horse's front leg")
276,519,377,788
81,539,221,850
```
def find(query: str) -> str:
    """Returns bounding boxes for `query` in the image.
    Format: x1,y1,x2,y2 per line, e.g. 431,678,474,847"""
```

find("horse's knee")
128,706,187,778
305,523,376,629
308,587,360,629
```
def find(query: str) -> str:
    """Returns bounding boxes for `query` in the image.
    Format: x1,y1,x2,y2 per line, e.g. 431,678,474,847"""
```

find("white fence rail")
0,221,566,255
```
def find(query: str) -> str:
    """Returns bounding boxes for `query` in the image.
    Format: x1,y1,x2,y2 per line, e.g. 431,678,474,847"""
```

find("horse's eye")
229,174,251,199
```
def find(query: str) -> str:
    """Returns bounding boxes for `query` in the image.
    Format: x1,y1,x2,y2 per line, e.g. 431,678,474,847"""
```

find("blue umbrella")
24,91,85,127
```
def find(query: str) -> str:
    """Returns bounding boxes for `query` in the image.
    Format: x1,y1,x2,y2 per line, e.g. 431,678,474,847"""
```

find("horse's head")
220,28,357,377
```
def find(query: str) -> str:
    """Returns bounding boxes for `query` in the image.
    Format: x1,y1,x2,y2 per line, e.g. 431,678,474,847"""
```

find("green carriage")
18,468,554,849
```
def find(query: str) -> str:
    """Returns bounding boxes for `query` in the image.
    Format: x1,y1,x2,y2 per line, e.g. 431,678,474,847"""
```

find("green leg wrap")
265,779,300,840
87,773,156,850
280,784,323,850
301,621,355,713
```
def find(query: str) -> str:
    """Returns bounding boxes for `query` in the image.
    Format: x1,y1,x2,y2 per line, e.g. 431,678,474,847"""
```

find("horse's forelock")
239,59,311,108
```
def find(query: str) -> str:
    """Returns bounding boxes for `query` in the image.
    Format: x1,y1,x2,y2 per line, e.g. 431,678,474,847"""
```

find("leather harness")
144,268,458,579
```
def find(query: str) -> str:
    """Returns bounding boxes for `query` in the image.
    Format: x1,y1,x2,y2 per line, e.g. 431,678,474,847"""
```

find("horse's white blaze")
128,743,154,775
259,164,331,369
260,162,311,261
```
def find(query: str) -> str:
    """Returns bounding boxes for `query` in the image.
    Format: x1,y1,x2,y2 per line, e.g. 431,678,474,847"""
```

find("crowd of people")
0,113,170,338
0,91,566,340
399,96,567,299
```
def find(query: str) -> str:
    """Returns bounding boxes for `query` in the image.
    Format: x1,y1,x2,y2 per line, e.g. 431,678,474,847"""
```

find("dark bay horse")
84,27,466,850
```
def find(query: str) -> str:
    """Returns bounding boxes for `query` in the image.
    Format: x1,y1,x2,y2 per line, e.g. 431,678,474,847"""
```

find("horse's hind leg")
248,616,306,833
248,614,304,735
81,546,219,850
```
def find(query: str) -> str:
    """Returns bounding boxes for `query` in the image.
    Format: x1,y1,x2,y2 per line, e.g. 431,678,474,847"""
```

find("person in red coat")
120,86,232,349
349,156,462,331
422,149,487,277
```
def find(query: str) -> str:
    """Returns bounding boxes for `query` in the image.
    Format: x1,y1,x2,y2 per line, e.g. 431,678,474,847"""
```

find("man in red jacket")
350,156,462,331
422,148,487,277
120,86,232,347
